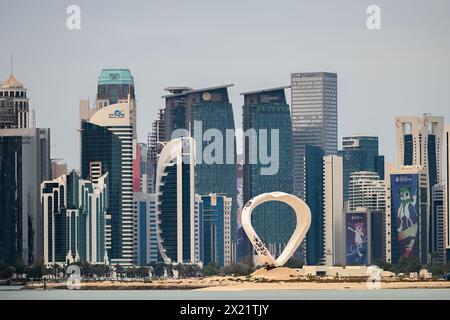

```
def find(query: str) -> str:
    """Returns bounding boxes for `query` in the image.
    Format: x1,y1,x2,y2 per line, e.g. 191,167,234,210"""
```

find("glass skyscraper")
304,145,325,265
81,102,134,265
0,128,51,265
291,72,337,200
338,135,384,201
241,86,294,261
41,170,108,264
200,194,232,266
155,137,197,264
162,85,237,257
133,193,159,266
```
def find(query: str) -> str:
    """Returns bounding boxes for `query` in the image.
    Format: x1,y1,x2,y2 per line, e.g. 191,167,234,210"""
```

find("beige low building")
296,265,390,278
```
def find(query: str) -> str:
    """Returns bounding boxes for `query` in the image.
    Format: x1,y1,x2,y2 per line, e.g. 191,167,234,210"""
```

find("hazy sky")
1,0,449,170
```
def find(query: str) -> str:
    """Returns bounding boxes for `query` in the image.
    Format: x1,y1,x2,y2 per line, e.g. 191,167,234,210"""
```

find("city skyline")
2,0,450,170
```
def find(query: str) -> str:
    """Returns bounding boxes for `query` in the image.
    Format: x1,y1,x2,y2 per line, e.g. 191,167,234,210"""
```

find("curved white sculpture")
241,192,312,267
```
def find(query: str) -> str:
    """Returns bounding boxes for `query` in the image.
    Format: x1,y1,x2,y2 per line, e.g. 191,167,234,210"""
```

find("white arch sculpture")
241,192,312,267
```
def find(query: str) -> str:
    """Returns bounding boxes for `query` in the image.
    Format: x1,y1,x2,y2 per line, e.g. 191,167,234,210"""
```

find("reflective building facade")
155,137,197,264
81,102,134,265
305,145,325,265
0,128,51,265
291,72,337,199
133,192,159,266
41,170,108,265
338,135,384,201
162,85,237,257
242,87,294,261
200,193,232,266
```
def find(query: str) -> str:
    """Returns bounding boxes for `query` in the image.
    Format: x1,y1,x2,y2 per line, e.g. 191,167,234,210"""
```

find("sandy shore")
25,277,450,291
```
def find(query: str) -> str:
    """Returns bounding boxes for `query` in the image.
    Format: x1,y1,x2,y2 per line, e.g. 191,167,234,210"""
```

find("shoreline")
22,277,450,291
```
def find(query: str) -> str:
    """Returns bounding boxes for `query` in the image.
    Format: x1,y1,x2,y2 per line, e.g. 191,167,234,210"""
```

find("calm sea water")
1,287,450,300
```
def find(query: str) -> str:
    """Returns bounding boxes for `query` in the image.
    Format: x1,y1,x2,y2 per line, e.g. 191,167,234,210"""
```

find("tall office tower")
81,102,134,265
385,166,429,264
348,171,386,212
446,126,450,255
41,170,108,265
344,209,372,266
430,184,446,264
199,193,232,266
162,85,237,255
137,143,149,193
0,74,30,129
133,143,142,192
194,195,204,264
0,128,51,265
339,135,384,201
235,157,246,263
395,115,444,190
291,72,337,199
133,193,158,266
323,155,344,266
305,145,325,265
155,137,197,264
147,108,166,193
348,171,386,262
241,87,294,262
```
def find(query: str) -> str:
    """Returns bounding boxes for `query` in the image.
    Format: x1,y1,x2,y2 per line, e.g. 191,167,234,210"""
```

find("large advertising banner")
345,212,368,265
391,174,419,258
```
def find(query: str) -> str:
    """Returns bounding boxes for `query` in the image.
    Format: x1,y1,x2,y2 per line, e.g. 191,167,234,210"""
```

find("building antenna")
10,53,13,75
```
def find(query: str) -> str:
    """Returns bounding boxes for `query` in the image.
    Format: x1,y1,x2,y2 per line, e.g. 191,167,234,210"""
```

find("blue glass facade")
41,170,107,264
159,165,177,261
159,162,193,263
403,134,414,165
200,195,225,266
305,145,325,265
0,128,51,265
370,210,385,263
138,201,147,266
242,87,294,260
81,121,122,260
0,136,23,265
339,136,384,201
164,86,237,257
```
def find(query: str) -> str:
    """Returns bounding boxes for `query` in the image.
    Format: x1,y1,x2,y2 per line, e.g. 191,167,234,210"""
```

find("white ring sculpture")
241,192,312,267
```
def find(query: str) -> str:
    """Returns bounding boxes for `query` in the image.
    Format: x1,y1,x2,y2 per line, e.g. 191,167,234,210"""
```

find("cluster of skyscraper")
1,69,449,270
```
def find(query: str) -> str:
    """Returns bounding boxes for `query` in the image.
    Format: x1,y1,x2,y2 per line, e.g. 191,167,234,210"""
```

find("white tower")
323,155,344,266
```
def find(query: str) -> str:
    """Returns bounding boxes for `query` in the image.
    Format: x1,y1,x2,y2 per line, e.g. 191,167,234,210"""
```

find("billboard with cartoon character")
345,211,369,265
391,174,419,258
